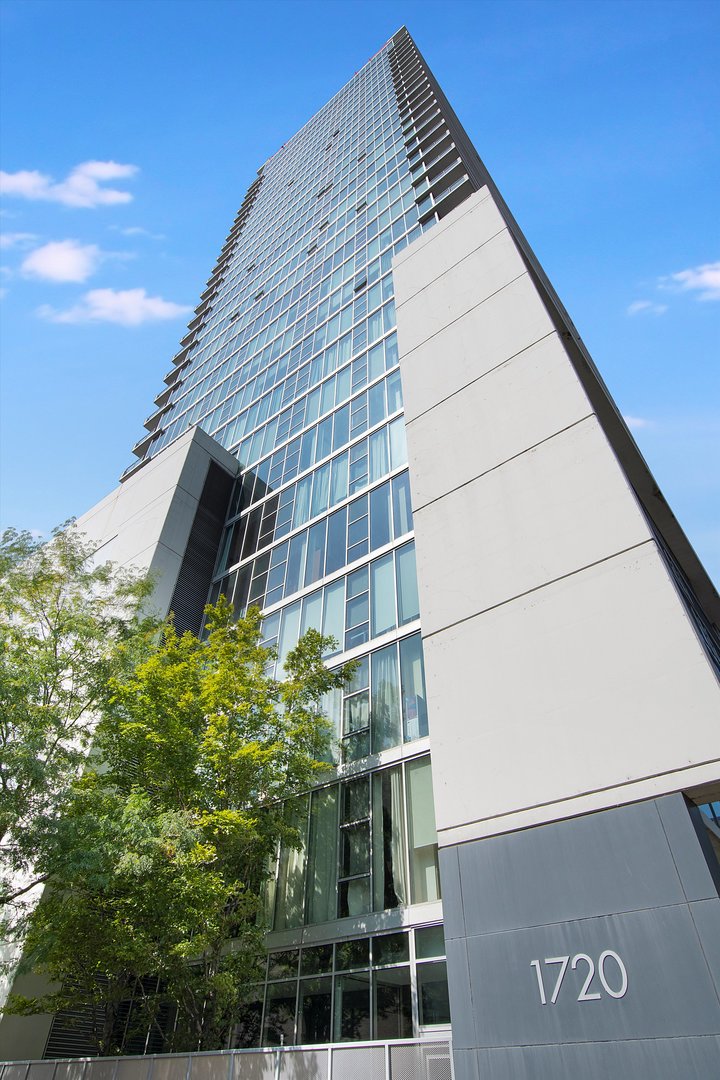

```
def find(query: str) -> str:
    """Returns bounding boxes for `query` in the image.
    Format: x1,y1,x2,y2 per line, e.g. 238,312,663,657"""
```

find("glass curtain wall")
132,34,450,1045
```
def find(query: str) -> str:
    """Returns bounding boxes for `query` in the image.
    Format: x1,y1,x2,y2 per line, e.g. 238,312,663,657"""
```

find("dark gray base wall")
439,794,720,1080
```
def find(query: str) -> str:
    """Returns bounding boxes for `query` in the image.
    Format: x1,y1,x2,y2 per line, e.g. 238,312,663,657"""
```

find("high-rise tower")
3,26,719,1079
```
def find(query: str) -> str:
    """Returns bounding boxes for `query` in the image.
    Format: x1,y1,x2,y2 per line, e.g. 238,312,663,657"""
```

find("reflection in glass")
342,776,369,823
299,977,332,1044
263,981,297,1046
374,967,412,1039
300,944,333,976
268,950,299,980
415,924,445,959
373,931,410,967
335,938,370,971
400,634,428,741
392,472,412,538
396,542,419,625
334,973,371,1041
231,995,263,1048
418,961,451,1026
370,553,395,637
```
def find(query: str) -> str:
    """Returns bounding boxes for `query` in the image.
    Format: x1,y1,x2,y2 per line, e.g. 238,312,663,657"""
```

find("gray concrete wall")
75,427,238,621
440,795,720,1078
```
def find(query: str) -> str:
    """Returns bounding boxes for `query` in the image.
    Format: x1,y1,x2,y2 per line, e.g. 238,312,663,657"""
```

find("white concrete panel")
398,273,555,423
395,229,526,356
405,332,593,511
75,427,237,618
393,188,504,301
413,415,653,634
423,542,720,843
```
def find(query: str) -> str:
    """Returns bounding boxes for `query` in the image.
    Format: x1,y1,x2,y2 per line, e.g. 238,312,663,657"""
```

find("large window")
336,632,428,761
211,471,414,621
234,924,449,1048
269,755,438,931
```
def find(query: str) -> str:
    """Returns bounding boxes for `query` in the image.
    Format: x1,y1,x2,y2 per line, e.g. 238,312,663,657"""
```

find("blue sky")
1,0,718,583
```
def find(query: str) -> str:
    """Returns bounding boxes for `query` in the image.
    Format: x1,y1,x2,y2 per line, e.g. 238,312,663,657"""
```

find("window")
238,925,448,1048
268,754,438,930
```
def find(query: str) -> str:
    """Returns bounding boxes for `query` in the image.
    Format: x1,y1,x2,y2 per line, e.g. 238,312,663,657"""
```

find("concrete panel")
395,229,527,357
0,966,54,1059
448,802,686,937
473,1037,720,1080
392,188,504,301
413,416,652,635
437,847,464,939
423,544,720,843
405,332,593,512
689,899,720,995
398,273,555,424
74,428,237,621
463,905,720,1047
444,938,476,1050
449,1049,480,1080
656,795,720,902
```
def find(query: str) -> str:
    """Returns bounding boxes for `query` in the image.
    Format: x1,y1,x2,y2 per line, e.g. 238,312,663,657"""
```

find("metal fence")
1,1040,453,1080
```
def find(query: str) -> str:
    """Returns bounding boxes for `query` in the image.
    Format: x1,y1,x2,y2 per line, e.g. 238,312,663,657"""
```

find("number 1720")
530,951,628,1005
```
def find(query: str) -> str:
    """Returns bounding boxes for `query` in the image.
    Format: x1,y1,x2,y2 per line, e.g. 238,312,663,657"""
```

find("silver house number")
531,950,628,1005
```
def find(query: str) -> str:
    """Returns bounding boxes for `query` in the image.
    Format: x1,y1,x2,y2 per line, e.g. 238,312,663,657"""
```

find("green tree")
0,524,154,914
4,598,351,1054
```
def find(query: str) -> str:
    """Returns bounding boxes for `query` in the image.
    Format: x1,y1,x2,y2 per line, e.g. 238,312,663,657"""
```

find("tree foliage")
3,571,350,1054
0,524,154,910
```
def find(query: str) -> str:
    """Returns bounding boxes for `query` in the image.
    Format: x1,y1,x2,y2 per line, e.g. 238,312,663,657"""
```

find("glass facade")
232,923,449,1048
126,28,478,1046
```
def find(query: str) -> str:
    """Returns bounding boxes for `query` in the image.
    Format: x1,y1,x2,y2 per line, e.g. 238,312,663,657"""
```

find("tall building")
2,25,719,1078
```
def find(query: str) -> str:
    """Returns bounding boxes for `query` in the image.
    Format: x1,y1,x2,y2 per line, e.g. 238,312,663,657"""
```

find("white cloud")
623,415,654,431
0,231,38,250
626,299,667,316
39,287,191,326
0,160,138,208
665,261,720,302
21,240,102,283
112,225,165,239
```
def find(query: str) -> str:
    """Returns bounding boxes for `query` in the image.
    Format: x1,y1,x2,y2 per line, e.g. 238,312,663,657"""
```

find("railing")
1,1039,453,1080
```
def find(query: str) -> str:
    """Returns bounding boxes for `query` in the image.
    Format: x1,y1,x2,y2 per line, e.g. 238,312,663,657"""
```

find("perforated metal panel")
389,1042,452,1080
52,1063,89,1080
26,1064,56,1080
229,1052,276,1080
81,1060,117,1080
114,1061,150,1080
279,1049,328,1080
329,1046,385,1080
1,1066,29,1080
149,1056,190,1080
